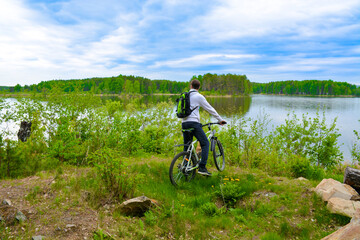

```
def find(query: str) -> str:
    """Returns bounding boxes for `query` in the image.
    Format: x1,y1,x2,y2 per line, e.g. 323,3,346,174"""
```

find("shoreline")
1,92,359,98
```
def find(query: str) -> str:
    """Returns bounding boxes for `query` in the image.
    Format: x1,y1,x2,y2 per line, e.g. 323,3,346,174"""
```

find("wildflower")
235,179,240,181
231,178,234,181
269,183,272,185
212,185,214,188
223,178,229,181
181,204,184,207
224,183,226,185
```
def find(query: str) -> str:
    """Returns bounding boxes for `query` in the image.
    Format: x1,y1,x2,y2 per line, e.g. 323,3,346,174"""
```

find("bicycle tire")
169,151,197,187
213,139,225,171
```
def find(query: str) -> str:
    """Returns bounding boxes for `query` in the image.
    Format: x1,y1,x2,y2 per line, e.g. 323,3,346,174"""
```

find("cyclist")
182,79,226,176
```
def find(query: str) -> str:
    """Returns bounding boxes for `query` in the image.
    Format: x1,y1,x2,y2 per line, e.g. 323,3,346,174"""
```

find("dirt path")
0,172,99,240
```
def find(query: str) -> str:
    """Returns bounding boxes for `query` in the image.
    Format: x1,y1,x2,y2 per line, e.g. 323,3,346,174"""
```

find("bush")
214,175,258,208
288,156,325,180
89,148,144,201
200,202,224,217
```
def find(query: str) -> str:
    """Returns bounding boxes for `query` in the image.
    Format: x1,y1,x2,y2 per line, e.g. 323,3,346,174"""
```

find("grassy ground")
0,155,351,240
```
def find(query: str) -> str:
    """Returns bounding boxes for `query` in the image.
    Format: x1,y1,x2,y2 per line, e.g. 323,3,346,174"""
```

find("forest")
3,73,252,95
252,80,360,96
2,75,360,97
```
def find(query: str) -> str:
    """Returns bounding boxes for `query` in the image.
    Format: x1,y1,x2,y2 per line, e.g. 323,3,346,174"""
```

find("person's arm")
199,95,226,124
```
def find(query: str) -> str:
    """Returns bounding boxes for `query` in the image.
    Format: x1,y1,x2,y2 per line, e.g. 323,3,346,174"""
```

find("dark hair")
191,79,201,89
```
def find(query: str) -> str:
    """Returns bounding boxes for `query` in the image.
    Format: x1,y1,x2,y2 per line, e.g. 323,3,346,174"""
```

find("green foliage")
194,73,252,95
351,127,360,164
93,229,115,240
214,175,258,207
89,148,144,201
274,111,342,168
200,202,224,217
253,79,360,96
288,156,324,180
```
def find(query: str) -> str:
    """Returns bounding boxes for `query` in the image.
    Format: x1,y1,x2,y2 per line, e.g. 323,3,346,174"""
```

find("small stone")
32,236,44,240
297,177,308,181
15,211,27,222
2,199,12,206
118,196,156,217
66,224,76,228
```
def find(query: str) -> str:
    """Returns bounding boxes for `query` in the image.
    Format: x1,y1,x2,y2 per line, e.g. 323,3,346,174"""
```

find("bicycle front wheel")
213,139,225,171
169,151,197,187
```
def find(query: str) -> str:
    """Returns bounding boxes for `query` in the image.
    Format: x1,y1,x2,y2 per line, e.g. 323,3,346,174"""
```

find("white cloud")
267,56,360,72
0,0,359,86
188,0,360,41
152,53,259,68
0,0,144,85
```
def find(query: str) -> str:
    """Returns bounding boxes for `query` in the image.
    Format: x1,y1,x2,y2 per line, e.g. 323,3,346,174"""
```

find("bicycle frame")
175,123,217,173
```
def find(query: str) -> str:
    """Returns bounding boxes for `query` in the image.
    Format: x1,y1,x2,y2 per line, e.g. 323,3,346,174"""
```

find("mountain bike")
169,122,225,187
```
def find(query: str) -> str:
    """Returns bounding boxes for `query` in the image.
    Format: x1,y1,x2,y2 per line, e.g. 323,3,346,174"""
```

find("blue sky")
1,0,360,86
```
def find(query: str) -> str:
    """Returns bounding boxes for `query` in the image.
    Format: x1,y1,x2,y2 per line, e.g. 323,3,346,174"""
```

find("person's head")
190,79,201,90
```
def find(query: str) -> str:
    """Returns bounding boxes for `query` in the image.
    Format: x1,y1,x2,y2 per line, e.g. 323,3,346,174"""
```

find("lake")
140,94,360,161
2,95,360,161
209,94,359,162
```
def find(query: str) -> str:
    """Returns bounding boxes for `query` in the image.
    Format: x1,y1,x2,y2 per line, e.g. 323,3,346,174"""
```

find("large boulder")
343,167,360,194
321,210,360,240
314,178,359,202
118,196,157,217
327,197,360,218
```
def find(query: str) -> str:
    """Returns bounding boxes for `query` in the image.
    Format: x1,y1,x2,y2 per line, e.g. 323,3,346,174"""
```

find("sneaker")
198,167,212,176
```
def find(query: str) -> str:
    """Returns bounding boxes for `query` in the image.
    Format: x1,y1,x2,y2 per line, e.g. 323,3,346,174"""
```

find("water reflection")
101,94,252,117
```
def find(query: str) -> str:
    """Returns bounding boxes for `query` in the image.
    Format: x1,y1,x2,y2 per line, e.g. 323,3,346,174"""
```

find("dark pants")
182,121,209,168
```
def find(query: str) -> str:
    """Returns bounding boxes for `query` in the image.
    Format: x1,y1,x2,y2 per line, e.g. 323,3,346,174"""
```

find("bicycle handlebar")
201,122,227,128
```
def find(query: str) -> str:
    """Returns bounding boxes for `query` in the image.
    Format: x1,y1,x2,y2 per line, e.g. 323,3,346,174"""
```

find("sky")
0,0,360,86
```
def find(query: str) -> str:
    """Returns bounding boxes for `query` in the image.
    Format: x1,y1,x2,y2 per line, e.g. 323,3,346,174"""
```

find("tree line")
192,73,251,95
252,80,360,96
6,75,188,95
2,75,359,96
3,73,252,95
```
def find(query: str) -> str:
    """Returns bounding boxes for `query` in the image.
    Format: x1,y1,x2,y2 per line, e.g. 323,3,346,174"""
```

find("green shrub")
200,202,224,217
214,175,258,207
89,148,144,201
288,156,325,180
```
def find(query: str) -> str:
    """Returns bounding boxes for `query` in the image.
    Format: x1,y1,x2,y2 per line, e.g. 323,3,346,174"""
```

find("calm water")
2,95,360,161
244,95,360,161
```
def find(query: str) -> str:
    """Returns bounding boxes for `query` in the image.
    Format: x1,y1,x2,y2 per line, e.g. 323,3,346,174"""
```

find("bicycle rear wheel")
213,139,225,171
169,151,197,187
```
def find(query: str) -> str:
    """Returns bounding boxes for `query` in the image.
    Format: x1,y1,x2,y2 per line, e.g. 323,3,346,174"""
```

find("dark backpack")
176,91,198,118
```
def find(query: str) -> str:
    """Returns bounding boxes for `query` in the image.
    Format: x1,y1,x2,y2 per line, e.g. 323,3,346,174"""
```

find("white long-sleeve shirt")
182,89,224,123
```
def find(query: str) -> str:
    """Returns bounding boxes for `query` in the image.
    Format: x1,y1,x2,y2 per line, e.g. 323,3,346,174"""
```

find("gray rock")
32,236,45,240
66,224,76,229
15,211,27,222
118,196,157,217
327,197,360,218
2,199,12,206
314,178,359,202
321,214,360,240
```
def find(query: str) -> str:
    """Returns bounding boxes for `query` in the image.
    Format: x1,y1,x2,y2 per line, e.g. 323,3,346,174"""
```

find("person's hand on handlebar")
219,120,227,126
